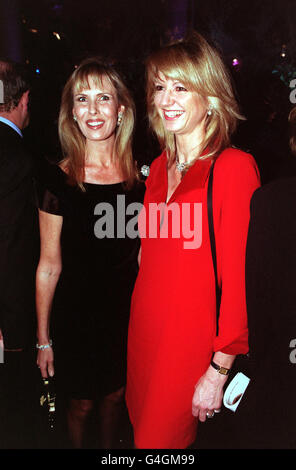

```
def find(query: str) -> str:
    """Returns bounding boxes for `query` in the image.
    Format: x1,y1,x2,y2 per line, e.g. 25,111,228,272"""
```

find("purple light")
232,58,239,67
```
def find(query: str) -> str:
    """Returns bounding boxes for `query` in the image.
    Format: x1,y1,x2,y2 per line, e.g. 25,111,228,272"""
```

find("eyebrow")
74,91,113,96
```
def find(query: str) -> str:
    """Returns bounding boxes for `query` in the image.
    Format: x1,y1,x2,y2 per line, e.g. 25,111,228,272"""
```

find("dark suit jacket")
0,121,39,349
236,177,296,448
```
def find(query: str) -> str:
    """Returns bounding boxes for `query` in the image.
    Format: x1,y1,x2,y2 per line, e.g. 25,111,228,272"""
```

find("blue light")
36,68,40,74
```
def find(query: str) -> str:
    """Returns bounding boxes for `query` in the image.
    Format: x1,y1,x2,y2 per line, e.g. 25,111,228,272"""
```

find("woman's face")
153,72,208,138
72,74,124,143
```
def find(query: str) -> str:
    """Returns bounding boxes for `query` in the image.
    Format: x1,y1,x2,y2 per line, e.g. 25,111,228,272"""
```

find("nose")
159,88,175,107
88,98,98,115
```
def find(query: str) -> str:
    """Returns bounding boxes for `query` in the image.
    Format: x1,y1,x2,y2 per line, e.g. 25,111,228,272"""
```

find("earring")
73,115,77,122
117,112,123,126
207,106,213,116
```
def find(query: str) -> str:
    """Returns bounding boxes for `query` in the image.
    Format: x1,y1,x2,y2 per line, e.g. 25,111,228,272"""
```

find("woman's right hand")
37,348,54,378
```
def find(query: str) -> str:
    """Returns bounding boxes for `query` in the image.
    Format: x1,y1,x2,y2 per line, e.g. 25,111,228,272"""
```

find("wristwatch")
210,360,230,375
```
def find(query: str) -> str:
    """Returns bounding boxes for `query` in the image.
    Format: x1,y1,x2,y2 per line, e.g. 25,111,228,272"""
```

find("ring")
206,412,214,418
214,409,221,413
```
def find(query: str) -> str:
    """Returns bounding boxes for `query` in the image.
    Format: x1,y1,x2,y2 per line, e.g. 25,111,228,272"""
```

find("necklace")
175,156,192,173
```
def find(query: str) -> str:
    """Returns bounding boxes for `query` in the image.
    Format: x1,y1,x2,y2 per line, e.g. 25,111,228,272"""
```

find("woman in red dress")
126,31,260,449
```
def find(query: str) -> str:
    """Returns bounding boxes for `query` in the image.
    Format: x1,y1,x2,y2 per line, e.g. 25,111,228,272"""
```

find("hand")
37,347,54,378
192,365,227,422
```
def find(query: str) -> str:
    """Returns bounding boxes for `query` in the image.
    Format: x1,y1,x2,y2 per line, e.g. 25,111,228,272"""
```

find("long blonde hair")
58,58,138,189
146,31,244,164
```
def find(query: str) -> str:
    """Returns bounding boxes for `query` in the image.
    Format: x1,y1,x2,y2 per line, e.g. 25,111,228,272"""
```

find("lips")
86,119,104,129
163,110,184,121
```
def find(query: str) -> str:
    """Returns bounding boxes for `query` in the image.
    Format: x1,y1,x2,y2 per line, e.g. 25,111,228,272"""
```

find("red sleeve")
212,148,261,355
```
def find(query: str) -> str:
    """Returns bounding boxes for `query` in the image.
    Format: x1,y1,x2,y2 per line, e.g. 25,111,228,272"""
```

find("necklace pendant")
176,161,188,173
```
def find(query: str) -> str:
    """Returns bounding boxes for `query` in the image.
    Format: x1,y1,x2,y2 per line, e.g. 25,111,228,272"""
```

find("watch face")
211,361,229,375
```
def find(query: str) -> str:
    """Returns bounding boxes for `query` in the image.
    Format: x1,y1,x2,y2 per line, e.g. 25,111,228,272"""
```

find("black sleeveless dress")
36,162,145,399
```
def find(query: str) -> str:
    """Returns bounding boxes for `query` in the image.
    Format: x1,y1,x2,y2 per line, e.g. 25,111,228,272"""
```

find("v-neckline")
165,162,188,204
162,152,212,205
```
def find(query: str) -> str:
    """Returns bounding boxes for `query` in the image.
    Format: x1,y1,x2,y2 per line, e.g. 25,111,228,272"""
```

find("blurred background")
1,0,296,183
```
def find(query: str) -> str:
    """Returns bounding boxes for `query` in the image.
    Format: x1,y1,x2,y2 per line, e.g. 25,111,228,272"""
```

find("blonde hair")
146,31,244,164
58,57,138,189
289,106,296,156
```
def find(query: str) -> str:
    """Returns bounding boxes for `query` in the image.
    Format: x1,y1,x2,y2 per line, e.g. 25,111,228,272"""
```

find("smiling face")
72,74,124,143
153,72,208,139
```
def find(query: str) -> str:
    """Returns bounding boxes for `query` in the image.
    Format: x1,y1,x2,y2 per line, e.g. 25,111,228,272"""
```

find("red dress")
126,148,260,449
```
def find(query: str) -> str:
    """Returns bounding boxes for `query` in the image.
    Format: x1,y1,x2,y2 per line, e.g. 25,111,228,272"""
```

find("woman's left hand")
192,365,228,421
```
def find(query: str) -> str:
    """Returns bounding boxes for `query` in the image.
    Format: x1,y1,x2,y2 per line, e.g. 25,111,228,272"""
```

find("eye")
175,85,187,92
154,84,164,91
99,94,111,101
76,96,87,102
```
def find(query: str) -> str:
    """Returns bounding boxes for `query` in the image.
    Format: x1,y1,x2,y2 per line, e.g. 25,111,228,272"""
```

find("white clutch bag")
223,372,250,412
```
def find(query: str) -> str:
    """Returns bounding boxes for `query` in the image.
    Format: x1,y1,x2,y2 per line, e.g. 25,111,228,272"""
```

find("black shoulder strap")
207,160,221,335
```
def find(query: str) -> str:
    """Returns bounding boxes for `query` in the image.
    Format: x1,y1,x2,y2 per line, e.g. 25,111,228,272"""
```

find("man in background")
0,59,39,448
235,106,296,448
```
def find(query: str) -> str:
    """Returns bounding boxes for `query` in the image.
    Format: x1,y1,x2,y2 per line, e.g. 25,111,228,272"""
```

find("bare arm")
36,209,63,377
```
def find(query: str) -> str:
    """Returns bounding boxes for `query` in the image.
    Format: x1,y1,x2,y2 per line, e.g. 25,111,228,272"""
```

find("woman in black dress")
36,58,145,448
